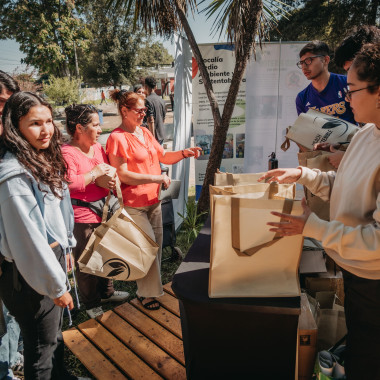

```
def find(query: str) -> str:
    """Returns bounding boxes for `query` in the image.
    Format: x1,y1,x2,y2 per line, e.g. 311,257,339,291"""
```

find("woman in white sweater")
260,43,380,380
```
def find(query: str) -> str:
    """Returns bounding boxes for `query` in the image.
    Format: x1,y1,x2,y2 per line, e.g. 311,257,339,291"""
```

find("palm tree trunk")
197,0,263,213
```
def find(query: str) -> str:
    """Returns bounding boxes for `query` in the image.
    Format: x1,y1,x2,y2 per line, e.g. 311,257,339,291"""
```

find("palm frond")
106,0,198,38
200,0,293,59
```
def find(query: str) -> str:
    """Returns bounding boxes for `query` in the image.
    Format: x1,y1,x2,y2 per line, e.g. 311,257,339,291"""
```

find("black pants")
342,269,380,380
0,246,70,380
73,223,114,309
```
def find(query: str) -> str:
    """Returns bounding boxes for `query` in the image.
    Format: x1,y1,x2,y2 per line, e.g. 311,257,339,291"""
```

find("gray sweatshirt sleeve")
0,181,67,299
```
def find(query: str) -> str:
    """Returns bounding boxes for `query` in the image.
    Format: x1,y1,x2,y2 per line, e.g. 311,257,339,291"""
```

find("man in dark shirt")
144,76,167,145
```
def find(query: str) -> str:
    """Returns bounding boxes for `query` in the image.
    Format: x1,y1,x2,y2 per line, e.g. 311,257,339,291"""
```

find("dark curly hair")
0,92,67,199
0,71,20,94
351,43,380,93
335,26,380,69
64,104,98,136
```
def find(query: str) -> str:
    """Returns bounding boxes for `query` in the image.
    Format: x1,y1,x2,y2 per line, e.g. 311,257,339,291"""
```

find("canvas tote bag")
214,171,265,186
282,109,359,151
78,180,159,281
298,151,336,221
209,182,304,298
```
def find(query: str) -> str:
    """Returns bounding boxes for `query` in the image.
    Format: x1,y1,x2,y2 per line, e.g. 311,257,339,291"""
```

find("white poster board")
192,43,246,199
244,42,309,172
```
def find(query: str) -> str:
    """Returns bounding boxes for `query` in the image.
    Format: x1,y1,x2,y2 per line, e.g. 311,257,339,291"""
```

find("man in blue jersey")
295,41,356,124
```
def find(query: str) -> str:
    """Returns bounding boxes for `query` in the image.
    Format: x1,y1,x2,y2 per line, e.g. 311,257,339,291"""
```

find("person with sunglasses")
261,43,380,379
62,104,129,319
295,41,355,135
107,90,201,310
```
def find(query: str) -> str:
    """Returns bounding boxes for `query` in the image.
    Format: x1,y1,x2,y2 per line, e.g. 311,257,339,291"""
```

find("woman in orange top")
107,90,200,310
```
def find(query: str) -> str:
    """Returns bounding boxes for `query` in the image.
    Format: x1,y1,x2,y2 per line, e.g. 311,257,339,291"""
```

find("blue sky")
0,9,223,74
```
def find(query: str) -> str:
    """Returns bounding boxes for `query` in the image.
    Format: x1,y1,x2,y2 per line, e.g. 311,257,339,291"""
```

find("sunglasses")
127,107,148,114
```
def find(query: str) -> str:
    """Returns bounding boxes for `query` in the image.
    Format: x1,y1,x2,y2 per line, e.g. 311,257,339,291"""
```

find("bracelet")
182,150,187,158
90,170,96,184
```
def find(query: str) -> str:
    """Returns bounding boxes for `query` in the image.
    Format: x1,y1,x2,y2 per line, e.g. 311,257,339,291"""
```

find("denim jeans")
0,304,21,380
0,245,68,380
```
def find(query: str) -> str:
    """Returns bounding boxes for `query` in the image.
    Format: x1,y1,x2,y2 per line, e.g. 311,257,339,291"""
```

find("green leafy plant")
178,199,208,243
43,76,81,106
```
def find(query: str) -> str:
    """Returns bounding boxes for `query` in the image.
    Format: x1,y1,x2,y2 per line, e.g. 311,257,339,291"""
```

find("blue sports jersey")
296,73,356,124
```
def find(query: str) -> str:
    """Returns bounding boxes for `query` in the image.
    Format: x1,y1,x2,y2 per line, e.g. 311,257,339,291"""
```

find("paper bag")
78,181,159,281
209,183,304,298
298,151,336,221
285,109,359,151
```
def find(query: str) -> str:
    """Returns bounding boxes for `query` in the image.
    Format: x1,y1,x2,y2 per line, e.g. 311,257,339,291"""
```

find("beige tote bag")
209,183,303,298
214,171,265,186
78,180,159,281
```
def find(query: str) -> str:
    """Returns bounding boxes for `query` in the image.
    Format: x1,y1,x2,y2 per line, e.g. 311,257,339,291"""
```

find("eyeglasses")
344,85,379,102
127,107,147,114
296,55,324,69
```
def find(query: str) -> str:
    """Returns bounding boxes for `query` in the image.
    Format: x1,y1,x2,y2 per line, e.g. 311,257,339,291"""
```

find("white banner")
192,43,246,199
172,34,193,229
244,42,309,172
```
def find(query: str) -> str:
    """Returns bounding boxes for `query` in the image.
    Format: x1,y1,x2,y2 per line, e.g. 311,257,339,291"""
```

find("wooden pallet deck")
63,283,186,380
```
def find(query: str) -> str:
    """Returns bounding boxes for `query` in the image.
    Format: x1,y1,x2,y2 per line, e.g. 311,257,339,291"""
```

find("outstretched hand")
183,147,202,159
267,198,311,236
258,168,302,184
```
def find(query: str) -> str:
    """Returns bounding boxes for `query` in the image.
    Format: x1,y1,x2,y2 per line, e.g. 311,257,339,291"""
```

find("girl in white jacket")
0,92,78,379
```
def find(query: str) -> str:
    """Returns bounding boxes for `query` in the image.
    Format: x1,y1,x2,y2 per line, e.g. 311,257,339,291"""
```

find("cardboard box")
298,293,318,380
305,269,344,303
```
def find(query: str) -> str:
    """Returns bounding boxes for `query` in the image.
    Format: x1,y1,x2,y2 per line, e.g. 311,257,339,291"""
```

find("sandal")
138,296,160,310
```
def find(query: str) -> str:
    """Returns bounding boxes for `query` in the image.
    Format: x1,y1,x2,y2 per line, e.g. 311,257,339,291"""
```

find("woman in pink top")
62,104,129,318
107,90,201,310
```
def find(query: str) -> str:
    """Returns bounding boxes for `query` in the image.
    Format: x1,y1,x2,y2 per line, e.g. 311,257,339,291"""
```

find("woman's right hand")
93,163,111,178
54,291,74,310
258,168,302,184
161,173,171,189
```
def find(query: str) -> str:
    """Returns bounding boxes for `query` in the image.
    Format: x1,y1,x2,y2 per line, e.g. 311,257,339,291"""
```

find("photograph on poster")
247,95,282,119
223,134,234,159
236,133,245,158
195,134,213,160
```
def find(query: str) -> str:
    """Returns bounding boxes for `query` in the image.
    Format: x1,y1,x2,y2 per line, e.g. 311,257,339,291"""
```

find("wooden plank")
159,293,180,317
114,303,185,365
98,311,186,380
78,318,163,380
163,282,175,297
130,298,182,339
63,328,127,380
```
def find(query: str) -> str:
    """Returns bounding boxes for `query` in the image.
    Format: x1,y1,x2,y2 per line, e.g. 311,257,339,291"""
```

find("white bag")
284,109,359,151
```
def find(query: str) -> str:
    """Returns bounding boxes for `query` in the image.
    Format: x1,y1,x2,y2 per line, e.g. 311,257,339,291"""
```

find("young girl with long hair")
0,92,78,379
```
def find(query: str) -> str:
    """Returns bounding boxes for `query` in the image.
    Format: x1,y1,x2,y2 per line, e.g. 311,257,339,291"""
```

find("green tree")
108,0,288,212
43,75,81,105
137,40,174,68
269,0,379,54
80,0,146,88
0,0,89,77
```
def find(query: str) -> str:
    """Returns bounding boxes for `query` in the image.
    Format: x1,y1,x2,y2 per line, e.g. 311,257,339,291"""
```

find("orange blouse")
106,127,164,207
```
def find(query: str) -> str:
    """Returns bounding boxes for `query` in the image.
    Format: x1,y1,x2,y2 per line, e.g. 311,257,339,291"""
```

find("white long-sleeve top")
298,123,380,279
